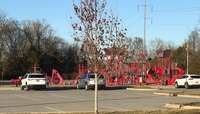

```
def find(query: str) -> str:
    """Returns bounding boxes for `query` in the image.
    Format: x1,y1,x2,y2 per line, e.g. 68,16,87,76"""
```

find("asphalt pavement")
0,87,200,112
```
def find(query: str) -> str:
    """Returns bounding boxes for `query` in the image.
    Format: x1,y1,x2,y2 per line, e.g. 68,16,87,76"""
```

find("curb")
154,92,200,98
164,103,200,110
183,105,200,109
154,92,169,96
164,103,181,109
178,94,200,99
154,92,178,96
127,88,157,91
0,87,20,91
150,86,175,89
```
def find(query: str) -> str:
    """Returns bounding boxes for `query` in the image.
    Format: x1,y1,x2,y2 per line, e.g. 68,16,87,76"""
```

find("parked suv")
175,74,200,89
21,73,47,90
76,73,105,90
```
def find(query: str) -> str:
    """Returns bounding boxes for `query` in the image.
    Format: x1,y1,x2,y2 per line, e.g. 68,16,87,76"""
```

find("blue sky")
0,0,200,46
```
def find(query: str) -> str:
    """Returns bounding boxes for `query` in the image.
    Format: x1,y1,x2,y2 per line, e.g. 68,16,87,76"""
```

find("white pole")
186,42,189,74
1,71,2,81
1,65,3,80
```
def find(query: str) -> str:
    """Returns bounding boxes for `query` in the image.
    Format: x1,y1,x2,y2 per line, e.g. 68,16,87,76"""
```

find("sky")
0,0,200,46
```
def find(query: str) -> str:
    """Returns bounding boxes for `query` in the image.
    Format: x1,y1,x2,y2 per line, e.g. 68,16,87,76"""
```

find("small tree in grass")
72,0,128,113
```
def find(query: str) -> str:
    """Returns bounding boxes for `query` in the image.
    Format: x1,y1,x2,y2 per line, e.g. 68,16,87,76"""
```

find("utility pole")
142,0,147,77
1,71,3,82
186,41,189,74
1,63,3,85
143,0,147,52
0,43,3,84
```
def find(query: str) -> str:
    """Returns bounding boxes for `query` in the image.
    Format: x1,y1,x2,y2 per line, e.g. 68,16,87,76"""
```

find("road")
0,87,200,112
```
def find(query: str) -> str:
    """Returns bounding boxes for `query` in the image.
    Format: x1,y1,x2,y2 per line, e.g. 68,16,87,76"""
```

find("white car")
21,73,47,90
175,74,200,89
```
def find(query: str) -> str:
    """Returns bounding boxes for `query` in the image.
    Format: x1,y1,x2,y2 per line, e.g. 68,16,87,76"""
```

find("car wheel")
21,85,24,90
103,85,106,89
85,84,89,90
185,82,190,89
100,85,106,90
42,85,46,89
76,83,80,89
24,84,29,91
175,82,179,88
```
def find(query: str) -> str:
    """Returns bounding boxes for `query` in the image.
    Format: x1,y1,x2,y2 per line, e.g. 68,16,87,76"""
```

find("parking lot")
0,87,200,113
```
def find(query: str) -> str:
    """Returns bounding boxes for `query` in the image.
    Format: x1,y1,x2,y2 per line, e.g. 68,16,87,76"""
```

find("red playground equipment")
47,69,65,85
11,50,184,87
75,49,184,86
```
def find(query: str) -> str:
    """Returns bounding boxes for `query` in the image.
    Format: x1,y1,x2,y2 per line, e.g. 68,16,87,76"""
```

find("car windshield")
191,76,200,79
29,74,45,78
88,74,95,78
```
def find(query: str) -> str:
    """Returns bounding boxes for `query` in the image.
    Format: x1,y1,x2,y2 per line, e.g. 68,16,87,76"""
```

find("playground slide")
146,73,161,84
167,67,184,85
51,69,65,85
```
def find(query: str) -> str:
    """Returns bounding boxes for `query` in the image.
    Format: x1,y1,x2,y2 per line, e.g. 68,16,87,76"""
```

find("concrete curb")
183,106,200,109
154,92,169,96
150,85,175,89
154,92,200,98
164,103,181,109
0,87,20,91
178,94,200,99
164,103,200,110
127,88,157,91
154,92,178,96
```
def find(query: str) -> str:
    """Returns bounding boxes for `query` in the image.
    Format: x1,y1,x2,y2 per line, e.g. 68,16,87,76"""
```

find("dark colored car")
76,73,105,90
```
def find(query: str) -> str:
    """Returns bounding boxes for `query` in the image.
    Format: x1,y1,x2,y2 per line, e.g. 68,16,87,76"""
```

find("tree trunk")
94,66,98,114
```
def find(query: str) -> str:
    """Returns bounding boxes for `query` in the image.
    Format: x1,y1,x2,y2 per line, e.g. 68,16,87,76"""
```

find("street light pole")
142,0,147,78
143,0,147,53
186,42,189,74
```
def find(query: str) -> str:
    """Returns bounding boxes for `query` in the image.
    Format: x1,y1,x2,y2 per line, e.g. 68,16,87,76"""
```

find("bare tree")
72,0,128,113
149,38,174,58
188,29,200,52
126,37,143,61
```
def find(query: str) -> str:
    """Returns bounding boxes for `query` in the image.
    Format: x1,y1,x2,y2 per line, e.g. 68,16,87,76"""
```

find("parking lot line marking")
44,106,65,112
